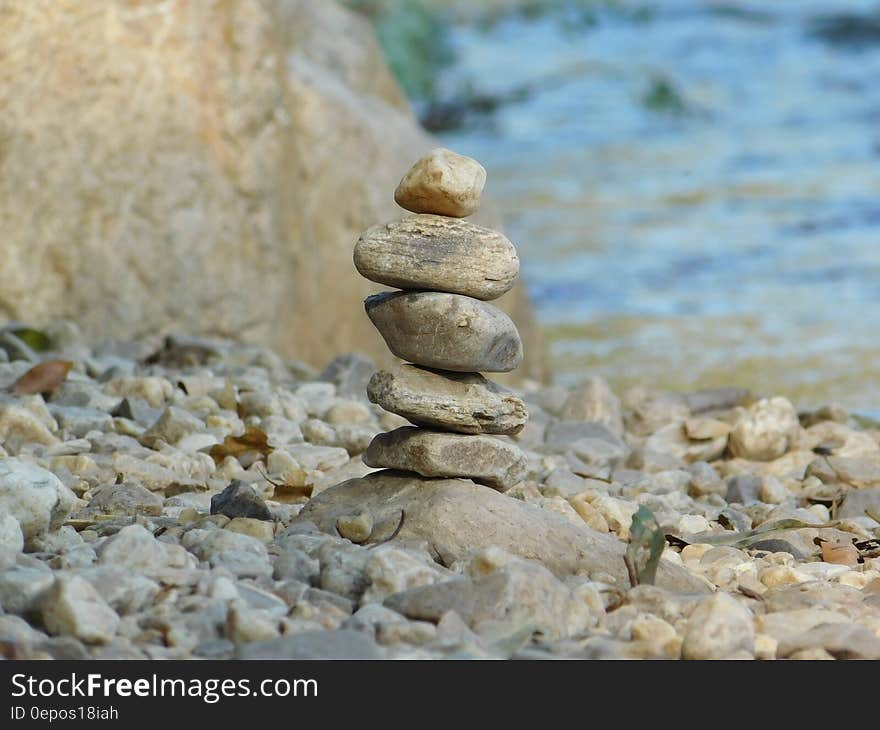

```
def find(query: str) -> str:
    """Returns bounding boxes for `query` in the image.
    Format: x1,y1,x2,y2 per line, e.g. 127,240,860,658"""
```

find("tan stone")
394,148,486,217
354,215,518,300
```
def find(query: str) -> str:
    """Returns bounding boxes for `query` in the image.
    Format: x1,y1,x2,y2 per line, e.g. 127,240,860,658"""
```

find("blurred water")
436,0,880,413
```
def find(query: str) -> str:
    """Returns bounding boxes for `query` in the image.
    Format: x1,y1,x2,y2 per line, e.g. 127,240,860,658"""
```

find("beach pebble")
365,291,523,373
681,593,754,660
363,427,527,490
42,575,119,644
0,459,79,539
729,397,799,461
394,147,486,217
367,365,527,435
355,215,518,300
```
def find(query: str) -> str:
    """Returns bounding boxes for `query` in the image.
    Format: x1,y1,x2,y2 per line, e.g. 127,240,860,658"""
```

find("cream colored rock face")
394,148,487,217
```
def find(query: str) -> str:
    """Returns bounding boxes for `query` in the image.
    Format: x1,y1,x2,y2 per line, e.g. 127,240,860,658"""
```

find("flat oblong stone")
394,148,486,217
354,215,519,300
367,365,528,435
363,427,527,490
364,291,523,373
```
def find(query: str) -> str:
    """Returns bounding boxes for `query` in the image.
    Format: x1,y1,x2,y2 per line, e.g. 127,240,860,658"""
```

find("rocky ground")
1,325,880,660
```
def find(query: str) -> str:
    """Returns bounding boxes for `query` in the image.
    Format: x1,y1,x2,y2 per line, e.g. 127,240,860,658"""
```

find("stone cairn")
353,148,529,491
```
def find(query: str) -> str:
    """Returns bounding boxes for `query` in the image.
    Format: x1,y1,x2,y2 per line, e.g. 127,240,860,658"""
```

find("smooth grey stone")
686,461,726,497
544,420,628,455
0,566,54,616
272,546,320,584
717,507,753,532
111,397,163,427
210,480,272,521
48,405,113,437
748,539,808,560
354,215,518,300
363,427,527,490
385,560,589,641
295,470,709,593
87,482,163,517
838,487,880,518
822,457,880,489
193,639,236,660
304,588,354,616
778,623,880,660
34,636,90,660
236,629,383,659
208,550,273,579
725,474,762,504
319,353,375,399
365,291,523,373
367,364,527,435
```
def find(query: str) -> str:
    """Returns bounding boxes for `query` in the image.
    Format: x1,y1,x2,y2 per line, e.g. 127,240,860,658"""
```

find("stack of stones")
353,148,529,491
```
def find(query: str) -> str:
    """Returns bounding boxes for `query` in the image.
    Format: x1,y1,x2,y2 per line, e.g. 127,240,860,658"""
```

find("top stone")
394,148,486,218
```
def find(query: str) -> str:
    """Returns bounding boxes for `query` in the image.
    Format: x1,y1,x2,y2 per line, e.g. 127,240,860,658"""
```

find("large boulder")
294,470,709,594
0,0,545,381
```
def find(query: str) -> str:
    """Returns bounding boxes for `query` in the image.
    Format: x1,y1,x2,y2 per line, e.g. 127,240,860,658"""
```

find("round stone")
354,215,519,301
364,291,523,373
394,148,486,218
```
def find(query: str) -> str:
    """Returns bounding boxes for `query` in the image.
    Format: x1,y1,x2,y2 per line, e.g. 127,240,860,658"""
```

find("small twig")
368,510,406,548
623,553,639,588
737,583,765,601
257,466,285,490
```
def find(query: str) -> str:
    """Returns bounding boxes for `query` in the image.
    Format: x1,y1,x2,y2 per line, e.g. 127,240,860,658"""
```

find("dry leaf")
12,359,73,395
818,537,860,566
209,425,272,464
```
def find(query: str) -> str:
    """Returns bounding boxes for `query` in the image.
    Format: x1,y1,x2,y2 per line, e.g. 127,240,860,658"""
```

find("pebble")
777,622,880,660
86,481,164,516
686,461,726,497
0,566,55,615
0,458,79,538
363,427,527,490
319,353,376,399
729,397,800,461
384,559,590,640
355,215,518,300
558,376,624,435
224,517,275,543
393,147,486,218
210,481,272,521
139,406,205,447
236,629,384,660
41,575,120,644
0,513,24,553
367,364,527,435
365,291,523,373
0,403,58,453
681,593,755,660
